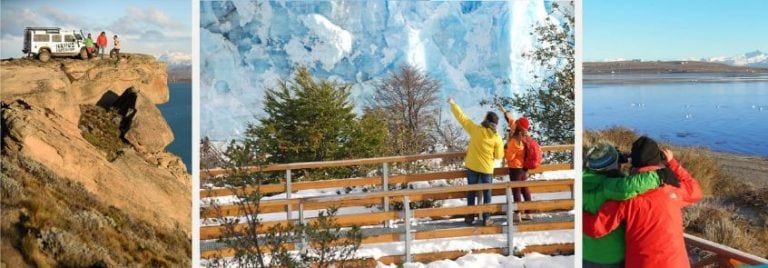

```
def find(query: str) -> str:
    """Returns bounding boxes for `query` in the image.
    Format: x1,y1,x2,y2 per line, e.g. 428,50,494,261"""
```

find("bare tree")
201,137,226,170
368,64,441,155
430,108,468,153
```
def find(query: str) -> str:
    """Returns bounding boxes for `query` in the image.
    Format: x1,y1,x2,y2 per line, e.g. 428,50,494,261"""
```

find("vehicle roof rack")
25,27,62,33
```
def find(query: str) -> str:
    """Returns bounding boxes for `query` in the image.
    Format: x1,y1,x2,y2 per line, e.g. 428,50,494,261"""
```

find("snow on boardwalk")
378,253,574,268
201,169,575,266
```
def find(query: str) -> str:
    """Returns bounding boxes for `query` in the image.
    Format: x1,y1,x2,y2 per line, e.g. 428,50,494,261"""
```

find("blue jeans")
466,169,492,206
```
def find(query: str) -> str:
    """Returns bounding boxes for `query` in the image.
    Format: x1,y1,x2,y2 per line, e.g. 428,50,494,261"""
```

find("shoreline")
584,73,768,85
710,151,768,189
584,78,768,85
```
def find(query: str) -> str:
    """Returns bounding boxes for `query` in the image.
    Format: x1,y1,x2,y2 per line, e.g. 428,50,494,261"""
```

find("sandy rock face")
112,88,175,153
0,54,168,126
0,55,189,238
2,100,190,235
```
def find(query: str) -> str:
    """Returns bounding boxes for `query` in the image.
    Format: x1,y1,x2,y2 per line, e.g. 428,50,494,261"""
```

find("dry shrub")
2,155,190,266
684,202,764,256
734,188,768,212
584,127,639,153
703,217,756,253
22,233,51,267
671,147,731,196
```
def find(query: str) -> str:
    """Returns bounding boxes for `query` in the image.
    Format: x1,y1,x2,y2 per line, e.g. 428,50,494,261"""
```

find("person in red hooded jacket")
497,101,533,222
583,136,702,268
96,32,108,59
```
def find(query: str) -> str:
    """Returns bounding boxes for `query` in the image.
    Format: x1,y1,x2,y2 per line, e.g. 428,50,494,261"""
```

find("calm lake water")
158,83,191,171
584,76,768,156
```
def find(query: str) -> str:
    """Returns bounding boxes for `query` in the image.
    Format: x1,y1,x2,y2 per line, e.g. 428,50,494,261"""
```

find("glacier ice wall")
201,0,568,141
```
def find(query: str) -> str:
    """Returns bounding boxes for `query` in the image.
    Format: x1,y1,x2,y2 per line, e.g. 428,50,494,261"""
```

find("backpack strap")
522,136,528,159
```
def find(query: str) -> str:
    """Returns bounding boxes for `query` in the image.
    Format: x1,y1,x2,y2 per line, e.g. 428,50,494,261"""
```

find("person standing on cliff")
113,35,121,65
84,33,95,57
448,96,504,226
96,32,108,59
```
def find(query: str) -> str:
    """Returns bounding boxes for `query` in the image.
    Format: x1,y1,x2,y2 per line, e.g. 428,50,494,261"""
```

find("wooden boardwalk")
200,145,575,264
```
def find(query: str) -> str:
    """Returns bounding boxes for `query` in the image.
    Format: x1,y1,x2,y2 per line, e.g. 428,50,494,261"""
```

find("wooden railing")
686,233,768,267
200,145,575,264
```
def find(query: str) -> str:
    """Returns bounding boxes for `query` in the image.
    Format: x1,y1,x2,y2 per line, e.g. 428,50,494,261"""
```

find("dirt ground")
712,151,768,189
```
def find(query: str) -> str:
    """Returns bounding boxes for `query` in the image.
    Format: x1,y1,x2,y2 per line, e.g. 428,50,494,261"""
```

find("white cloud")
0,7,42,38
141,30,166,40
0,36,23,59
111,7,184,35
40,6,84,27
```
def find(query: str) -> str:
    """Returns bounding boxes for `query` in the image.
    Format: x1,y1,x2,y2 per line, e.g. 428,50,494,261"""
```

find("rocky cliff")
1,55,190,267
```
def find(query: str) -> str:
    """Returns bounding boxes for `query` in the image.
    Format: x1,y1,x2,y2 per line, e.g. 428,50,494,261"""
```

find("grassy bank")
585,127,768,258
1,154,190,267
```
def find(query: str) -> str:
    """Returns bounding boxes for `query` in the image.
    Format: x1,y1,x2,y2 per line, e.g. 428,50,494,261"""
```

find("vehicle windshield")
74,33,83,40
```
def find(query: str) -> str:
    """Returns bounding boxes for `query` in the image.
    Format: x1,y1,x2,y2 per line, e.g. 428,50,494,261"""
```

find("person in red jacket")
584,136,702,268
96,32,108,59
497,101,533,222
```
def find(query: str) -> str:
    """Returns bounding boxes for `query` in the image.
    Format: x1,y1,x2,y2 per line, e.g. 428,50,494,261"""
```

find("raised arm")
496,100,515,127
663,149,702,206
448,97,477,132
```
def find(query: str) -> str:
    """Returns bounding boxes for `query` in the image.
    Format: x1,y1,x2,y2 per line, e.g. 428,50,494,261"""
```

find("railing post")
298,201,307,254
403,195,412,263
506,187,516,256
286,169,292,220
382,163,390,228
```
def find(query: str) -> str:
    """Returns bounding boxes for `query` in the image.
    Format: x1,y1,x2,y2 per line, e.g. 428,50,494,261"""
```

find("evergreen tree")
244,66,387,179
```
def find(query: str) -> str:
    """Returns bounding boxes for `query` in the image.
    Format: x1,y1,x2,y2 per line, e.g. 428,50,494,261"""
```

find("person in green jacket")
582,142,661,267
84,33,96,56
448,97,504,226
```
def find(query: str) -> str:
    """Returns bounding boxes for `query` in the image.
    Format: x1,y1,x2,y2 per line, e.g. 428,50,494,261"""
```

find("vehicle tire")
80,48,88,60
38,50,50,62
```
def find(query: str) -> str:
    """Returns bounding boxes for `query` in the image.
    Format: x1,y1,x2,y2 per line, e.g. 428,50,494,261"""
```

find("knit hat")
516,117,530,130
586,142,619,171
630,136,662,167
481,112,499,129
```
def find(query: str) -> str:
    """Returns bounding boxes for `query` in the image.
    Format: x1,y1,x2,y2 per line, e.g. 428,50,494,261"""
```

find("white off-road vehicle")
22,27,95,62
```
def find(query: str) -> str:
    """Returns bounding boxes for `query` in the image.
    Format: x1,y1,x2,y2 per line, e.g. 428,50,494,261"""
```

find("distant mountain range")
158,52,191,83
586,50,768,75
695,50,768,68
584,60,768,75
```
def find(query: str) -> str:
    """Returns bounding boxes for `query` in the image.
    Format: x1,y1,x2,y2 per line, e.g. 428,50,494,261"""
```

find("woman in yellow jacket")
448,97,504,226
498,103,532,222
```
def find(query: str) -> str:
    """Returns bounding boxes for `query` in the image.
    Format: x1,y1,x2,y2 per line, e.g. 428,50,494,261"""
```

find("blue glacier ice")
201,0,572,141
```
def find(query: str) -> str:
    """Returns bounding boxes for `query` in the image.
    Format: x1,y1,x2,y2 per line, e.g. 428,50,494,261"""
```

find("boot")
480,213,492,226
464,215,474,225
514,212,523,223
522,213,534,221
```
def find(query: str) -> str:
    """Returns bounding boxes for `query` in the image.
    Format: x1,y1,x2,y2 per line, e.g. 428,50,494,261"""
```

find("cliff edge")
1,55,190,267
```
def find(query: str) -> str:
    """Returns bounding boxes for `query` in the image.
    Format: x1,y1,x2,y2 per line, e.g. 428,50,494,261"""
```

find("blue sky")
585,0,768,61
0,0,191,60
